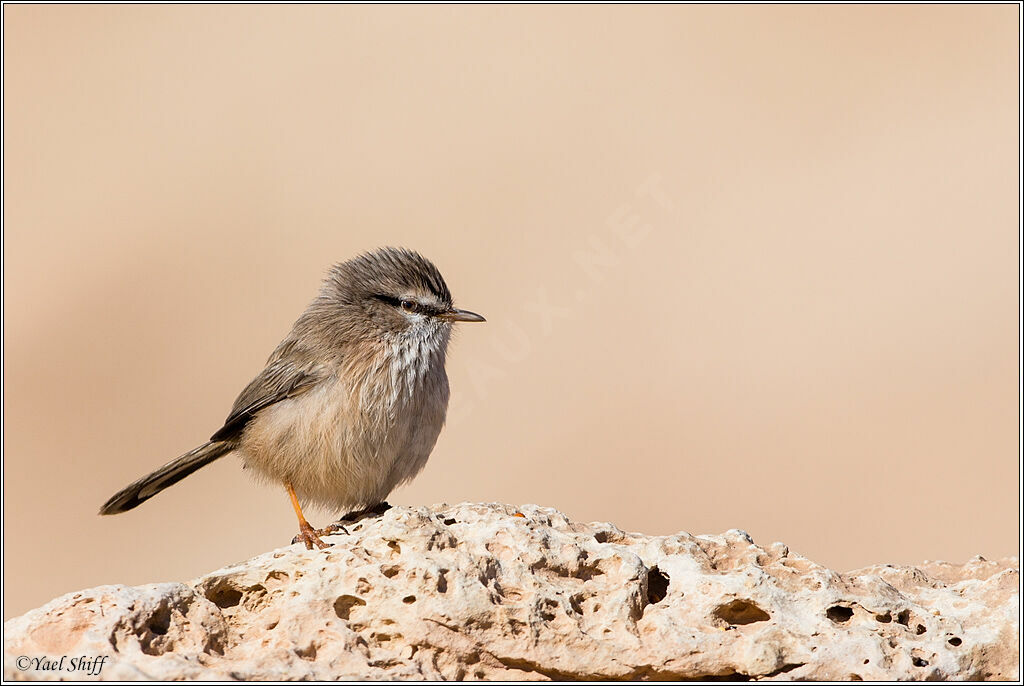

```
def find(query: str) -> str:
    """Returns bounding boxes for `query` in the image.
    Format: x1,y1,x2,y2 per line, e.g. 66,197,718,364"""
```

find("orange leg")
286,483,329,550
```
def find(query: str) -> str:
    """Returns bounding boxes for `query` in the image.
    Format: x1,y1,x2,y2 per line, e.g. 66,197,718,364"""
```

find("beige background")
3,5,1019,620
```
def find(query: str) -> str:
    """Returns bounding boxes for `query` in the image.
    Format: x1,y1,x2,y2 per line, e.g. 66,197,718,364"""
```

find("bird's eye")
400,300,418,313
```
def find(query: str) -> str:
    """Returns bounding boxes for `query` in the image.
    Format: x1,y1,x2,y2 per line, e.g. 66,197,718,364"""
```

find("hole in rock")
402,595,416,604
896,610,910,626
826,606,854,623
713,599,771,625
915,624,926,635
875,612,892,623
443,518,456,526
147,606,171,636
948,637,962,647
205,584,243,609
334,595,366,620
646,567,670,605
912,657,929,667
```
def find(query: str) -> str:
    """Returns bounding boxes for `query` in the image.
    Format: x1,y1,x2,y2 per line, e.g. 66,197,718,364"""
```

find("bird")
99,247,485,549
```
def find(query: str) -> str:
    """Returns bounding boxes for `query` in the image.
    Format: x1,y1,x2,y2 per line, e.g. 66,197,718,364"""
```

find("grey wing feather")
210,358,327,442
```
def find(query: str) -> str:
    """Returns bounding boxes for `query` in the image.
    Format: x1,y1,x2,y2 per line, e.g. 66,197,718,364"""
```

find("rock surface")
3,503,1019,681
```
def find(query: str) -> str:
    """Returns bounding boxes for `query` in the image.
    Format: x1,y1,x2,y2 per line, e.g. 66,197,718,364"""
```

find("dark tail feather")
99,441,233,515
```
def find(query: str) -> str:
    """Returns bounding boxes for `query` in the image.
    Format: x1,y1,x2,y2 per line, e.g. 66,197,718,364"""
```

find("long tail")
99,441,234,515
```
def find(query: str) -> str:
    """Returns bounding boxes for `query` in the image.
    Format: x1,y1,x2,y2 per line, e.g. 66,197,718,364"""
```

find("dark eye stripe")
373,294,404,308
373,294,442,316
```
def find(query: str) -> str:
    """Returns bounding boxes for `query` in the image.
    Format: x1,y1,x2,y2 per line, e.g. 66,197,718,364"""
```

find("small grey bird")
99,248,485,549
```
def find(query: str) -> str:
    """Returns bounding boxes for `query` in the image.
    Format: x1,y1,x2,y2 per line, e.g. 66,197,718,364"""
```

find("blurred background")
3,5,1018,619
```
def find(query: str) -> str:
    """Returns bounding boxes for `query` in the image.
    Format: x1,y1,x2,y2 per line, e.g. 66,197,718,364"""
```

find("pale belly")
235,372,449,512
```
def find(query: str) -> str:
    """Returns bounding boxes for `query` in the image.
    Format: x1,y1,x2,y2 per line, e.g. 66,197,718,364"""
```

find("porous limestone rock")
3,503,1018,680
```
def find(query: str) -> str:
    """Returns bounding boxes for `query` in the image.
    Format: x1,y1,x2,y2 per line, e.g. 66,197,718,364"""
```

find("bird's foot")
292,520,331,550
317,522,349,537
294,502,391,546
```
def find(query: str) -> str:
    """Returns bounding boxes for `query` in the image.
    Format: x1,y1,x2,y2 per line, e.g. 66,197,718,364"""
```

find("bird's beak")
439,308,486,323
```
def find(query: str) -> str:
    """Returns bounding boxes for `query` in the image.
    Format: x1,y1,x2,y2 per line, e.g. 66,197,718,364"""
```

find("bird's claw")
292,521,331,550
318,522,349,537
289,501,392,549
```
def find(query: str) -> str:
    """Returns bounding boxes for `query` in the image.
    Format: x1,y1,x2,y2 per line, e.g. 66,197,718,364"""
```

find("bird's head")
316,248,485,349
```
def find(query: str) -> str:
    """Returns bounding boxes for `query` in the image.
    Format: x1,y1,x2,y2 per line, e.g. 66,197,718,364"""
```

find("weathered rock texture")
4,503,1018,680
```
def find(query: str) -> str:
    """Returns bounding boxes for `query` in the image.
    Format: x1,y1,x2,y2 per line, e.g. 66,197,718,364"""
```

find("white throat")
387,324,451,403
